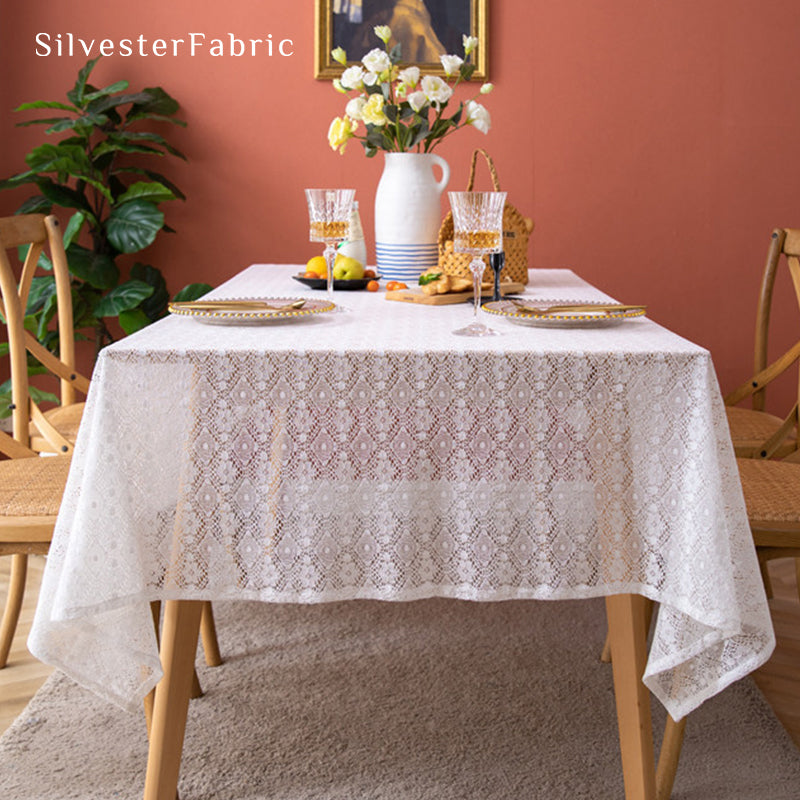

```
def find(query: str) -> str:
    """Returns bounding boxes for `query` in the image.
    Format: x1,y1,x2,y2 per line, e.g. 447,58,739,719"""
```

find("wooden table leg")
143,600,203,800
605,593,656,800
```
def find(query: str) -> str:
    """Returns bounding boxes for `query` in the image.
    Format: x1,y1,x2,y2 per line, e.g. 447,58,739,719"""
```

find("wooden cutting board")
384,281,525,305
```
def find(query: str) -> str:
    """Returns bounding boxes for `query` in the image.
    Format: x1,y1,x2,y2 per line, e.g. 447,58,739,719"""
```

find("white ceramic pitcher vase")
374,152,450,282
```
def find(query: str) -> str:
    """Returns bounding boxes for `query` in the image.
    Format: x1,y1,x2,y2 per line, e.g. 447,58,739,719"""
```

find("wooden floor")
2,556,800,751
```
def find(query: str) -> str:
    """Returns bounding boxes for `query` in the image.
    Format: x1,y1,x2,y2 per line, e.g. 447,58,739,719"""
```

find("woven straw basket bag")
438,149,534,284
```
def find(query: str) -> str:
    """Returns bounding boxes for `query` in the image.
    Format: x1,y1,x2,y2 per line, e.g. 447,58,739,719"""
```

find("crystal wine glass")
448,191,506,336
304,188,356,309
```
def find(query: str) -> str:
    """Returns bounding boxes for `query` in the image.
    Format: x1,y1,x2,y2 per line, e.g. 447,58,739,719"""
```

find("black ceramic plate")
293,275,374,291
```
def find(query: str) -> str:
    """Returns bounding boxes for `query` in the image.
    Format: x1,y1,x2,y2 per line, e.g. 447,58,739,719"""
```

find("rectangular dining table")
29,264,775,800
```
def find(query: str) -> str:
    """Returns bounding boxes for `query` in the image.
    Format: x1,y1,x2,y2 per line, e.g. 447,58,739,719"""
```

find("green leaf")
94,279,155,317
127,87,180,118
32,386,61,406
92,140,162,160
16,116,76,128
116,181,176,205
113,168,186,200
86,91,152,115
172,283,213,302
26,142,89,172
36,178,91,212
129,262,169,320
37,290,59,339
118,308,151,335
16,195,51,214
26,275,56,314
45,116,106,135
460,62,476,82
67,243,119,289
418,272,443,286
82,80,130,101
107,131,187,160
127,113,187,128
15,100,78,113
62,211,86,249
67,58,101,106
106,200,164,253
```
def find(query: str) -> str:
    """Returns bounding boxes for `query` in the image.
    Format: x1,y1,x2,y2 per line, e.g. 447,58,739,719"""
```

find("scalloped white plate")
168,297,336,325
483,299,646,328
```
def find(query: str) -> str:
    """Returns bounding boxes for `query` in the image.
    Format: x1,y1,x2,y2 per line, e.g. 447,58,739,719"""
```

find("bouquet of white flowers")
327,26,493,157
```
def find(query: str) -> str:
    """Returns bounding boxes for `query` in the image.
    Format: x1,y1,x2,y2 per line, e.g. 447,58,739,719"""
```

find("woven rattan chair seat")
736,458,800,525
0,455,70,518
726,406,796,457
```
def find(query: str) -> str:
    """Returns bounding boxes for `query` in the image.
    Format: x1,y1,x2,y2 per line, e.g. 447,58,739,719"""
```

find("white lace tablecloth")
29,265,774,720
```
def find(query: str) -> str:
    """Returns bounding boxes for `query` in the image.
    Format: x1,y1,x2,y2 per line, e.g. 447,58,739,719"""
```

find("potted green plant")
0,57,209,358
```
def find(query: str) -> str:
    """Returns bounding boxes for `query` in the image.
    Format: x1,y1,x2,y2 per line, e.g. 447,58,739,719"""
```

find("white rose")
340,65,364,90
466,100,491,134
362,48,392,74
421,75,453,106
440,54,463,76
398,66,420,88
362,72,379,87
463,35,478,55
408,91,428,113
345,97,367,120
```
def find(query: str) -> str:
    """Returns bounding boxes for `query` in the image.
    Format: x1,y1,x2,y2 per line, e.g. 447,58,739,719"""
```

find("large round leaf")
93,279,155,317
67,243,119,290
106,200,164,254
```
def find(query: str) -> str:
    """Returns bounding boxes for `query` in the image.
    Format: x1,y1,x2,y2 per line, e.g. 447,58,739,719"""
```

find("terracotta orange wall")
1,1,799,409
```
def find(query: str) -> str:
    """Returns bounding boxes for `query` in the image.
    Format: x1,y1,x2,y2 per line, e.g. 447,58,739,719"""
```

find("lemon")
306,255,327,278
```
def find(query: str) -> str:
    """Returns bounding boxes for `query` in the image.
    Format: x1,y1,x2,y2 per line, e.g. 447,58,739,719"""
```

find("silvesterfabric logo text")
35,32,294,58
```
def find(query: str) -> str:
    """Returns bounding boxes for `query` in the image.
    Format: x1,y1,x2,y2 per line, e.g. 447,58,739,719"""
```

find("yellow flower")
327,116,357,153
331,47,347,66
362,94,387,127
374,26,392,44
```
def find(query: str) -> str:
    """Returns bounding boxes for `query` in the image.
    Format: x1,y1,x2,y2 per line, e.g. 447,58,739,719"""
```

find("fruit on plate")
333,253,365,280
305,255,327,278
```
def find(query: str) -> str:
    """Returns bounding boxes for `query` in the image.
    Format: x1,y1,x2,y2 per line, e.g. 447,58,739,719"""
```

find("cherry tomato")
366,280,379,292
364,269,376,279
385,281,399,291
393,282,408,290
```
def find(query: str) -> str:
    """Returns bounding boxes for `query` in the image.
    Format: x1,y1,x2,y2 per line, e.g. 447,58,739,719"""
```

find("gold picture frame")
315,0,488,80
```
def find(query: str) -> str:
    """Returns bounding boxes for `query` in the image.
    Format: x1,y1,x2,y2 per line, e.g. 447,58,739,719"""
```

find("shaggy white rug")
2,597,799,799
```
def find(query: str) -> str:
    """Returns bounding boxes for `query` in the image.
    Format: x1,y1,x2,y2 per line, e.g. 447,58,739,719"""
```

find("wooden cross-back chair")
0,214,90,455
0,214,221,676
647,229,800,800
724,227,800,458
0,214,77,667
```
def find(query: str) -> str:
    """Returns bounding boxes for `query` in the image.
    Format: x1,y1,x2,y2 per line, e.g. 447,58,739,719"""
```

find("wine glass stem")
324,243,336,306
470,257,484,320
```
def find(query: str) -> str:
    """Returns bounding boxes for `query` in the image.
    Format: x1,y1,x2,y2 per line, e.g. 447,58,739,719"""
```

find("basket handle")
465,149,502,191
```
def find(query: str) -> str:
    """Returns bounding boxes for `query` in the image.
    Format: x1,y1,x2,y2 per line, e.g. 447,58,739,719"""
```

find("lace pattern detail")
29,267,774,718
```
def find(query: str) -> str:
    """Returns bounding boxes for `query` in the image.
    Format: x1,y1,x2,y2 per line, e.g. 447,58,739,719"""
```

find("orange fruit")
385,281,398,291
305,255,327,278
366,280,379,292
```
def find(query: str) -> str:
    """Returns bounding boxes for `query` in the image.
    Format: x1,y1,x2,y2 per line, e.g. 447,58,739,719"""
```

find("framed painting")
315,0,488,80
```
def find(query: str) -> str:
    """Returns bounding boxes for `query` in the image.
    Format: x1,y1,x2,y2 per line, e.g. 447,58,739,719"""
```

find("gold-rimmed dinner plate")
483,299,647,328
168,297,335,325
